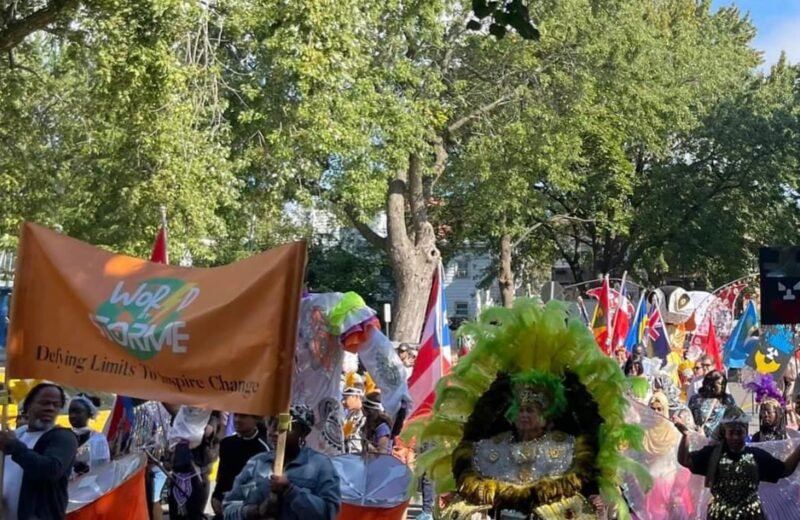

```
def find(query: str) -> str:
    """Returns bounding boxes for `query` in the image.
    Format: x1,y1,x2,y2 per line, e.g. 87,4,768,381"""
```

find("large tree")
443,0,781,291
0,1,246,262
219,0,544,340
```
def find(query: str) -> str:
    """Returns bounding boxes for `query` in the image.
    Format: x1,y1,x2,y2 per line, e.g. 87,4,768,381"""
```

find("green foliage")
306,240,391,307
2,0,799,299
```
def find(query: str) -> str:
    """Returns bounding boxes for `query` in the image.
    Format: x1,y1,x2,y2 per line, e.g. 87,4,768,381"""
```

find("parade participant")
688,370,735,437
614,346,629,370
677,405,800,519
677,359,695,402
412,300,649,520
686,355,714,400
624,359,644,377
753,398,789,442
341,374,366,454
641,392,695,519
362,391,393,453
68,393,110,475
165,405,226,519
223,405,341,520
0,383,78,520
212,414,270,519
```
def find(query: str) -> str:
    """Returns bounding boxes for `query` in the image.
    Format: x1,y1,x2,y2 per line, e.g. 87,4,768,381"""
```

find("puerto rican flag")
407,263,452,420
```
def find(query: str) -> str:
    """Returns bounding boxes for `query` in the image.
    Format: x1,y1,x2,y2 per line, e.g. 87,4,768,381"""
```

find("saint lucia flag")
624,296,648,352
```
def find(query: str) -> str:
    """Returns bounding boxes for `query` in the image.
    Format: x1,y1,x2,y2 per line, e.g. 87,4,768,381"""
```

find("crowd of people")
2,328,800,520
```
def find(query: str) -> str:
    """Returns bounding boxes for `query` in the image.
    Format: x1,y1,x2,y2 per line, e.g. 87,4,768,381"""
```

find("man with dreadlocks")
677,405,800,520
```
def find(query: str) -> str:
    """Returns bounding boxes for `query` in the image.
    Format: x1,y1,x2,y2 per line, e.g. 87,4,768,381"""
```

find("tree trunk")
498,233,514,308
349,154,439,343
390,246,438,342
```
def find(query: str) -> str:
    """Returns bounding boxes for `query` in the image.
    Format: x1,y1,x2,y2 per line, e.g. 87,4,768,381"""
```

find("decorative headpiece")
362,393,384,412
289,405,315,435
744,373,786,406
719,406,749,426
506,371,566,422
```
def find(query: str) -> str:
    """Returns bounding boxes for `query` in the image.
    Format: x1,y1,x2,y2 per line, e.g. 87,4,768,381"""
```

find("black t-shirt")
689,445,785,483
211,433,270,501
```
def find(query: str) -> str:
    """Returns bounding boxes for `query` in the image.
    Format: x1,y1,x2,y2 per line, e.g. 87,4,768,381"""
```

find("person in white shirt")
68,393,110,476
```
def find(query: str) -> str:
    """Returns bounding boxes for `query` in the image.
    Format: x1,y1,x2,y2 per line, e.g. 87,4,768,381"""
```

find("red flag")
611,290,634,351
587,276,612,355
150,226,168,263
693,313,723,371
105,225,168,448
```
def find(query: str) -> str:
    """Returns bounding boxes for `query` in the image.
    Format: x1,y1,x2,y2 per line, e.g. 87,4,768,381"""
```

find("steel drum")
66,453,146,514
331,453,412,508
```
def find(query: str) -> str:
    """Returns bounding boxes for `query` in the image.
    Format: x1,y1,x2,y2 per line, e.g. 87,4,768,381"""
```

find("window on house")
455,259,470,279
454,301,470,317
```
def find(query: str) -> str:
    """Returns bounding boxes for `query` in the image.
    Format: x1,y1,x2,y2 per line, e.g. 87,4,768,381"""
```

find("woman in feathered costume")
405,300,650,520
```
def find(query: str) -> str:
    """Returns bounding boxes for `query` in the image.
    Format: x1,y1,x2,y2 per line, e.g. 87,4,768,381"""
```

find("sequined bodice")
708,451,763,520
473,431,575,485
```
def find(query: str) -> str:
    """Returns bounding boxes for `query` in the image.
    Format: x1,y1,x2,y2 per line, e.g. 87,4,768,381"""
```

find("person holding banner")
211,413,270,519
0,383,78,520
223,405,341,520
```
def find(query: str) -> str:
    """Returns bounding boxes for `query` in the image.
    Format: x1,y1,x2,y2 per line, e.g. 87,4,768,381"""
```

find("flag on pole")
586,276,612,355
105,225,169,446
610,287,634,352
624,296,648,352
407,263,452,420
692,312,723,371
646,306,671,358
723,300,759,369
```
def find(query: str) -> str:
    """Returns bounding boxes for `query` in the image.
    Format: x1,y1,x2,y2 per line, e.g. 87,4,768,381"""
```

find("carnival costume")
406,300,651,520
687,406,786,520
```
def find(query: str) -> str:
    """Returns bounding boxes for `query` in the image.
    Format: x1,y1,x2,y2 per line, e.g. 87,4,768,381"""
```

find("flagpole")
159,205,169,265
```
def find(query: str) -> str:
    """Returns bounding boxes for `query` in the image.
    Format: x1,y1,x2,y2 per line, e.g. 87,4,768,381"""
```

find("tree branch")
343,206,387,251
447,95,513,134
0,0,80,54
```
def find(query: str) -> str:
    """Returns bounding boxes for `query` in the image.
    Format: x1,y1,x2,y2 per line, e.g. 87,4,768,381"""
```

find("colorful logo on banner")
760,247,800,326
747,325,795,377
90,278,200,360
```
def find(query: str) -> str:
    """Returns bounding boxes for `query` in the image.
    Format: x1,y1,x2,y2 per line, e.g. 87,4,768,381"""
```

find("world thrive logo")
89,278,200,360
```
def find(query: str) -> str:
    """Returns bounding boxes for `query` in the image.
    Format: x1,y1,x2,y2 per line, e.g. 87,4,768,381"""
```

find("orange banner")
7,223,306,415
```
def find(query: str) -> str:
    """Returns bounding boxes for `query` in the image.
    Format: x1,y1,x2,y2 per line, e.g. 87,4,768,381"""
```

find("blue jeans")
420,473,434,514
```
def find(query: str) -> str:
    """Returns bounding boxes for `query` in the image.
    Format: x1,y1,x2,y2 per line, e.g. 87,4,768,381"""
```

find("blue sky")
711,0,800,66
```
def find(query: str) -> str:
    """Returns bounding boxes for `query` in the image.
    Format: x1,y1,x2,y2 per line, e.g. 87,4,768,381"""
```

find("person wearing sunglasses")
686,355,715,401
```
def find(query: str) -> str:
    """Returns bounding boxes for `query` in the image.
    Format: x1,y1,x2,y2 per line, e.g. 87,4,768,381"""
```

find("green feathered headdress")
505,370,567,423
404,299,650,520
